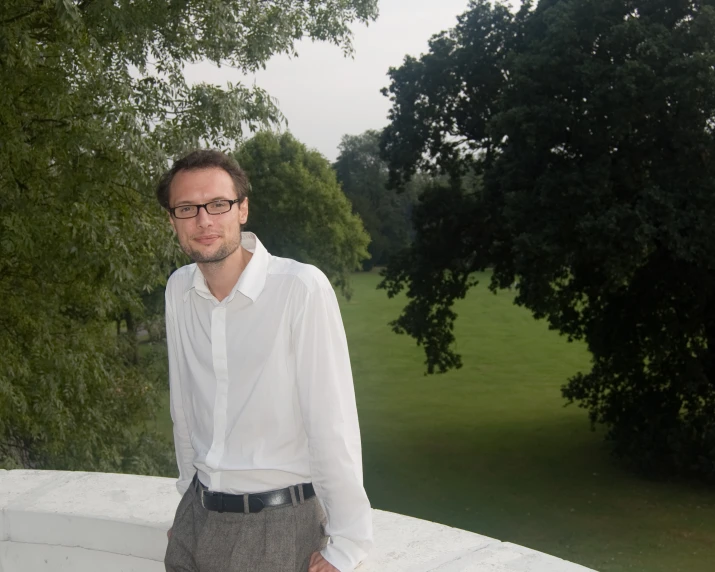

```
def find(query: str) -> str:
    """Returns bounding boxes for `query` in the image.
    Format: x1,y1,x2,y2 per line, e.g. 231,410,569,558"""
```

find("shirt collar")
183,232,269,303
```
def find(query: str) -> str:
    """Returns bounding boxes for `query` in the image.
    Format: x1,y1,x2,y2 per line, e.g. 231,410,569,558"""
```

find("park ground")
152,271,715,572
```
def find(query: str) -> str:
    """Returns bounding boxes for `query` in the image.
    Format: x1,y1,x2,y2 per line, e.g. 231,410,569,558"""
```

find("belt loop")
243,494,250,513
298,483,305,504
289,486,298,507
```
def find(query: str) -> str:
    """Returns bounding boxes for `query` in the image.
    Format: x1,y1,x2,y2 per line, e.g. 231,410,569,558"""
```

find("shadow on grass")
362,416,715,572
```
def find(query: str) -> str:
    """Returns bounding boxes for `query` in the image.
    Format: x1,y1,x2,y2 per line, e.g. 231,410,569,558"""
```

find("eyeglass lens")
174,200,233,219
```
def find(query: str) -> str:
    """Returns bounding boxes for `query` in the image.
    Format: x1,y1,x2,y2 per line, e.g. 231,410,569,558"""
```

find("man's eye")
212,201,227,208
179,206,194,213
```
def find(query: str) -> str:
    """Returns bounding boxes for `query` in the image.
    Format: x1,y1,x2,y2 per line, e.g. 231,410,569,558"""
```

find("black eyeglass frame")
169,198,244,219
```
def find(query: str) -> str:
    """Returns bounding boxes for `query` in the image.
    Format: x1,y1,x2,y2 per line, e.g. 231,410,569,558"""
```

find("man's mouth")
194,234,220,245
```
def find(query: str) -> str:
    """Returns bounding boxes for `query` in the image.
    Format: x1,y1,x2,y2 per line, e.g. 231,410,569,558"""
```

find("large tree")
333,130,420,269
380,0,715,479
236,131,370,296
0,0,377,472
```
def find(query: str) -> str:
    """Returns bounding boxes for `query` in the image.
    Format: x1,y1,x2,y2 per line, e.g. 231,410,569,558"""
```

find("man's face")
169,167,249,264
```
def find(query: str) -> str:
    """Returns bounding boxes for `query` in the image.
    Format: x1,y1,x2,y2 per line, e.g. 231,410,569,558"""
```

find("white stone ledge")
0,470,596,571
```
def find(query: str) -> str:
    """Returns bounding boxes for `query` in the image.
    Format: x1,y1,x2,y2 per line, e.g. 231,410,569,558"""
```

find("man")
157,149,373,572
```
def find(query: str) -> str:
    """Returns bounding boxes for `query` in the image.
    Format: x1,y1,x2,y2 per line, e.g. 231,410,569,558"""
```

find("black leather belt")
194,475,316,513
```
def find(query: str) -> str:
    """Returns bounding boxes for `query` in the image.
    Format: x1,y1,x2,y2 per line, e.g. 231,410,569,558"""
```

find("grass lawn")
155,271,715,572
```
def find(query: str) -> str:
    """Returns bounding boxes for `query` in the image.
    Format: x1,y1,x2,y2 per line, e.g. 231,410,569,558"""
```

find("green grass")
157,271,715,572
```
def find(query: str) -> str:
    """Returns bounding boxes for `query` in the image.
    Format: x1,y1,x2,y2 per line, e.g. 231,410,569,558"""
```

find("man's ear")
239,198,249,225
168,212,177,234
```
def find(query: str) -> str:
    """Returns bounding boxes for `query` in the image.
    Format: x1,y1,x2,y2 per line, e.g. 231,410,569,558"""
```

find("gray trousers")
165,479,328,572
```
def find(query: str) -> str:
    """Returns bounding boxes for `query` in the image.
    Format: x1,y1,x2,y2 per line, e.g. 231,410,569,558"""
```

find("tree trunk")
124,310,139,365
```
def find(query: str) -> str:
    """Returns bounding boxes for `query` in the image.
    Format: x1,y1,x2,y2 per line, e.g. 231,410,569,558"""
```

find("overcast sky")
184,0,517,161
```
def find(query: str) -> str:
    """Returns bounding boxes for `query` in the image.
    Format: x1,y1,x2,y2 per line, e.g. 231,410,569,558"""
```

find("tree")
379,0,715,479
333,130,420,269
0,0,377,472
236,131,370,295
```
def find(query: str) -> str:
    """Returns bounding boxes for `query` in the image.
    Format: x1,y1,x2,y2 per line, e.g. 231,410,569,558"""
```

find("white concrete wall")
0,470,596,572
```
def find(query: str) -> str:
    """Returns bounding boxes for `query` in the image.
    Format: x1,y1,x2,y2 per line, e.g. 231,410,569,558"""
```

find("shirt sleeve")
293,270,374,572
166,295,196,496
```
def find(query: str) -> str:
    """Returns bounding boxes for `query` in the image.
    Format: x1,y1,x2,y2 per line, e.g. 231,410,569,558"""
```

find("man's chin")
184,244,235,264
188,251,228,264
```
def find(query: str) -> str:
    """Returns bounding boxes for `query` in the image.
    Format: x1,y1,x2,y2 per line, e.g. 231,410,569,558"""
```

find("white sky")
184,0,519,161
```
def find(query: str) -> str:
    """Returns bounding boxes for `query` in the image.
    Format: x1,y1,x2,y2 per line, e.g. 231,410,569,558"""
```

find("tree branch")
0,6,40,25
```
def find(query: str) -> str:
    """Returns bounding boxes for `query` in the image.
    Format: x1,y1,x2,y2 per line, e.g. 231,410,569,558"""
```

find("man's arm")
166,298,195,496
293,269,373,572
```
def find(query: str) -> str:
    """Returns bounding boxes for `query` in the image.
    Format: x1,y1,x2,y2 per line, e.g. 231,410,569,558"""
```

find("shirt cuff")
321,537,368,572
176,478,191,496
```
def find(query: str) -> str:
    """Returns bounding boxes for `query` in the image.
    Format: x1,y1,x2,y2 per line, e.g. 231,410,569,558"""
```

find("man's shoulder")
165,264,197,302
267,256,331,295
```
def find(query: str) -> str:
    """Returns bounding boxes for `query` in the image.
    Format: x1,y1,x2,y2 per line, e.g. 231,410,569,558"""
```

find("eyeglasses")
169,198,243,219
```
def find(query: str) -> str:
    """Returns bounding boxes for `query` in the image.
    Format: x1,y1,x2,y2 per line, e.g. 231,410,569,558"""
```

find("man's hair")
156,149,250,211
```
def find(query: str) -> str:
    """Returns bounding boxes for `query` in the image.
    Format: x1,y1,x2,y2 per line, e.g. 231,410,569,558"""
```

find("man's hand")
308,552,339,572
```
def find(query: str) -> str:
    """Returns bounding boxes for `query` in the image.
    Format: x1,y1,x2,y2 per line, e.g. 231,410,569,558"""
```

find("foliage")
236,131,370,296
333,130,421,269
0,0,377,472
379,0,715,479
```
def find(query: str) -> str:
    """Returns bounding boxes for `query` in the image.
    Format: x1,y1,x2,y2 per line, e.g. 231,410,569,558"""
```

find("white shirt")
165,232,372,572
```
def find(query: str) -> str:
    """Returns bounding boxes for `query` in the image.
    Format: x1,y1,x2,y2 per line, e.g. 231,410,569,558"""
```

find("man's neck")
198,246,253,302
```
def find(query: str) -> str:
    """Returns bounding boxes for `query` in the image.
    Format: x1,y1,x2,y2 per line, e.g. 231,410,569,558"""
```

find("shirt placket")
205,304,229,490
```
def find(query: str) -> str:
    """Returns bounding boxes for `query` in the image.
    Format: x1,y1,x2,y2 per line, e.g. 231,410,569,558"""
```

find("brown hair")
156,149,250,211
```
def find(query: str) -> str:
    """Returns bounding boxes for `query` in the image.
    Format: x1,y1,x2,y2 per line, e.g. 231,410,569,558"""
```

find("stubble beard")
181,230,242,266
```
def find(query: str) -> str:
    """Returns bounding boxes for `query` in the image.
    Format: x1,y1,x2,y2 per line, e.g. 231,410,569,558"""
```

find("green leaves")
236,131,370,297
380,0,715,479
333,130,421,269
0,0,377,472
56,0,81,25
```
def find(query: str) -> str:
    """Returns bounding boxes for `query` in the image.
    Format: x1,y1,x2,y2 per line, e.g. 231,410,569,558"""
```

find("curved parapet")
0,470,595,571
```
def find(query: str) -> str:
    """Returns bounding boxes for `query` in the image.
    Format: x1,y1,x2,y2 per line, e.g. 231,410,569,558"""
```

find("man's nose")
195,205,214,227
